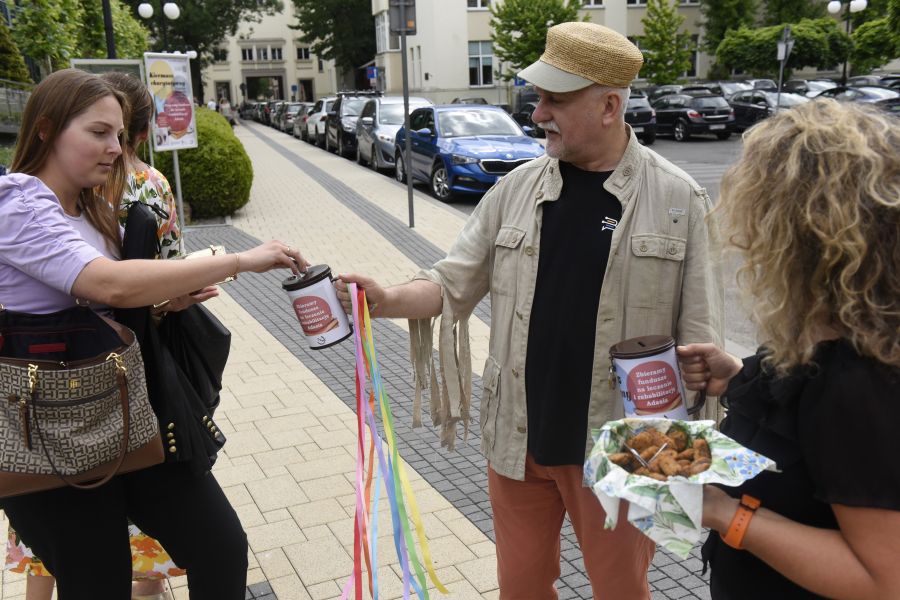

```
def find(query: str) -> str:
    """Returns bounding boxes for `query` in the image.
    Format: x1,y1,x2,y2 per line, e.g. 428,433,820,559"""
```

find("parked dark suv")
651,94,734,141
624,94,656,145
325,91,383,157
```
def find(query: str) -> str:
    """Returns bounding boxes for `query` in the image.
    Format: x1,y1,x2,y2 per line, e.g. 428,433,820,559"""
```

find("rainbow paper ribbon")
342,284,449,600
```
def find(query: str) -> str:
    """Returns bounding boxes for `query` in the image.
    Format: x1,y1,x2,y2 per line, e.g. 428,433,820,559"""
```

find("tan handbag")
0,306,164,498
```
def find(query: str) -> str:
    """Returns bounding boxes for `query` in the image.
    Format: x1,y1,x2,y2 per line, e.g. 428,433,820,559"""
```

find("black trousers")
1,461,247,600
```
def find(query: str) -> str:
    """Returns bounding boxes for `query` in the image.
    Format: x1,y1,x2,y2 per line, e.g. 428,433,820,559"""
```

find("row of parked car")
240,91,546,202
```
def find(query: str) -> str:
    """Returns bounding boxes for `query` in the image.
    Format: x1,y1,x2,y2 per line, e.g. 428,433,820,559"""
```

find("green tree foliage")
851,17,899,74
0,19,31,83
716,18,851,78
699,0,757,54
639,0,694,85
152,109,252,219
12,0,80,72
290,0,375,75
77,0,149,59
761,0,824,26
123,0,282,102
490,0,583,82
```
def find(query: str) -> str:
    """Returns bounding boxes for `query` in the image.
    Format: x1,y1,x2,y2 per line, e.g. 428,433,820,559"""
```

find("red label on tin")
292,296,338,335
626,360,682,415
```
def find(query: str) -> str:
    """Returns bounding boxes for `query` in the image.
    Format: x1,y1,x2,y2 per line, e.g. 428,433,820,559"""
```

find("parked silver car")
306,96,336,147
355,95,432,171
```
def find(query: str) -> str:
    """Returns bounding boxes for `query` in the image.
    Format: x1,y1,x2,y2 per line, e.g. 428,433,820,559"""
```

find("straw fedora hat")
518,22,644,92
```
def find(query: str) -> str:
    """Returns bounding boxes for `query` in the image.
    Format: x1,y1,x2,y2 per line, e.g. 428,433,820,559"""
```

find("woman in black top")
676,99,900,599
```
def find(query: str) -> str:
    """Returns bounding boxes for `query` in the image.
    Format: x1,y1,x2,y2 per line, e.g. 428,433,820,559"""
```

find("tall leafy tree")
490,0,583,82
123,0,283,102
699,0,757,54
761,0,824,26
639,0,694,85
77,0,149,60
12,0,81,74
290,0,375,76
851,17,898,73
0,18,31,83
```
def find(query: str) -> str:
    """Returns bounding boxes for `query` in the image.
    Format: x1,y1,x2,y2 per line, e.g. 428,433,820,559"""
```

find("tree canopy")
77,0,149,59
639,0,694,85
760,0,824,26
0,17,30,83
490,0,584,82
290,0,375,75
699,0,757,54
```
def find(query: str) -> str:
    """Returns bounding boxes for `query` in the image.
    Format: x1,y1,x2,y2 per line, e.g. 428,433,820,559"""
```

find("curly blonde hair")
714,99,900,373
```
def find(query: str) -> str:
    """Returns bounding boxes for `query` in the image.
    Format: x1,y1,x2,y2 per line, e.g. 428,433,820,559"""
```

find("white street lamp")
163,2,180,20
137,2,153,19
139,1,181,51
827,0,867,85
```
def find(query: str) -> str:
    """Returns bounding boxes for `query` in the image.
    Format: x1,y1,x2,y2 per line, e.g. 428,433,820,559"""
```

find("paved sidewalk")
0,120,729,600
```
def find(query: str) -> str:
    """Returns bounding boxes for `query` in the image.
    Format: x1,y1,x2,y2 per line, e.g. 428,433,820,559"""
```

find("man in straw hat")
337,21,723,598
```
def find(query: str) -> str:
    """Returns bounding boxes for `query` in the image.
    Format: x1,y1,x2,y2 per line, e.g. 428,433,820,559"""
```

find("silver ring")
285,245,292,254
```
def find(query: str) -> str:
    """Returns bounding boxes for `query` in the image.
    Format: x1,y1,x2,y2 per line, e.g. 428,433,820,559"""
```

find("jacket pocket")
491,226,525,297
480,356,501,452
628,233,687,309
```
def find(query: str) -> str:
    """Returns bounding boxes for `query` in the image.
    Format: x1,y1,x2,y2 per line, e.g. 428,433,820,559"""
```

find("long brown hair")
12,69,129,253
714,99,900,372
101,71,152,156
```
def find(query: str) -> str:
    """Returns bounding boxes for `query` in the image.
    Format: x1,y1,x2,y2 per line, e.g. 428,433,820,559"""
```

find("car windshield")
341,98,368,116
287,104,302,114
720,82,752,95
692,96,729,108
379,103,427,124
325,100,334,112
807,81,836,91
762,92,809,107
627,97,651,109
437,110,522,137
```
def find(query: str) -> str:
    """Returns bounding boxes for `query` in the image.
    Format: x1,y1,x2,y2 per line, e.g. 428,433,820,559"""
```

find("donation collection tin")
609,335,691,419
282,265,352,350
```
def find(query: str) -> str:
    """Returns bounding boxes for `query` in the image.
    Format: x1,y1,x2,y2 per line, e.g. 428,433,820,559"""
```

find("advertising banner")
144,52,197,151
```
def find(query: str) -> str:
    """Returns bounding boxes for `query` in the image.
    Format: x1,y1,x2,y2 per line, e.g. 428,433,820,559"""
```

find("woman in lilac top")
0,69,309,599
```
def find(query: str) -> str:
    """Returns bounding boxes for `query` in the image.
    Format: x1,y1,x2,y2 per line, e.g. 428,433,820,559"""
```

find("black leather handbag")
115,202,228,475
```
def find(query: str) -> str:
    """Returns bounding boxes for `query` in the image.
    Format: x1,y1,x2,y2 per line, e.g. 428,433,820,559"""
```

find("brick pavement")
0,120,722,600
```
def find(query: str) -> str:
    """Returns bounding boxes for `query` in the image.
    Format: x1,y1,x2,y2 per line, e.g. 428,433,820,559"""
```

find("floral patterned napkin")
583,418,775,558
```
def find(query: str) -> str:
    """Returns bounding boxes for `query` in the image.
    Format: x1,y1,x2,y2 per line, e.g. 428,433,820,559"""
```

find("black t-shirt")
705,339,900,599
524,161,622,465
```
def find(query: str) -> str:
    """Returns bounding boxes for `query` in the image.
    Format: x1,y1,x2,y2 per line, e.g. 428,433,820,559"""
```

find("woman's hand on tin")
164,286,219,313
239,240,310,275
675,343,743,397
334,273,386,317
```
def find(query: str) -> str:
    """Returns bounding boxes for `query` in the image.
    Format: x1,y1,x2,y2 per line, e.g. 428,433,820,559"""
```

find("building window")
681,0,699,4
683,34,699,78
468,41,493,87
241,47,253,61
375,12,400,53
212,47,228,62
318,58,324,72
582,0,603,5
272,47,283,60
626,0,647,5
297,47,310,61
467,0,490,8
258,46,268,61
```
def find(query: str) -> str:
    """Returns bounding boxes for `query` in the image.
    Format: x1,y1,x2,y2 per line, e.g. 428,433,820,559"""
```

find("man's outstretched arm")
335,274,442,320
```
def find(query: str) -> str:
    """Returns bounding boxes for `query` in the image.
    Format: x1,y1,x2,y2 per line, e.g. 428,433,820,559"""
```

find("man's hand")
334,273,387,317
676,343,743,396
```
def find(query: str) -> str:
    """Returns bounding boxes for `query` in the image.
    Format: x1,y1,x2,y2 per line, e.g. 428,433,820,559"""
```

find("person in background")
337,22,723,599
0,68,308,599
206,98,216,111
677,100,900,599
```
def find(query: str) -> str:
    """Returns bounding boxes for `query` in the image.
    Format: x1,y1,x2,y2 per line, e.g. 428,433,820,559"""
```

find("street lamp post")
138,1,181,52
827,0,868,86
102,0,116,58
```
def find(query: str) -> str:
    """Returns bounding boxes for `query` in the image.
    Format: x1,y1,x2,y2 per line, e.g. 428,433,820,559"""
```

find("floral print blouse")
119,167,182,259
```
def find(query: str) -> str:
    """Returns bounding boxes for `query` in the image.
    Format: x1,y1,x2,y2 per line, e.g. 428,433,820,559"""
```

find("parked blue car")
394,105,544,201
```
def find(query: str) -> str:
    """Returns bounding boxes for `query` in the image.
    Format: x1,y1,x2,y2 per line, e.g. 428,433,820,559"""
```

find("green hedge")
152,108,252,219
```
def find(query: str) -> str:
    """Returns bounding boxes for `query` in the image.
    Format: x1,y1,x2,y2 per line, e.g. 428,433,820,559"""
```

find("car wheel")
356,144,364,164
325,132,333,153
431,163,453,202
316,131,325,148
395,152,406,183
716,132,732,140
641,132,656,146
370,145,380,172
338,135,346,157
674,119,690,142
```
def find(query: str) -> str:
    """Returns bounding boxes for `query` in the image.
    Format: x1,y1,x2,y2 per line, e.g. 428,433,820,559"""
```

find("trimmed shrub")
152,108,252,219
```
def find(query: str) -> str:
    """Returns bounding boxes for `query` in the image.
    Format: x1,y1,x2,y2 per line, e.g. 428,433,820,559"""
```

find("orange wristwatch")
721,494,761,550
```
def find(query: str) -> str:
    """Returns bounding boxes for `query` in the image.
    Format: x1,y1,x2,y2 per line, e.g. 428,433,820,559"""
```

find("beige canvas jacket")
409,128,725,481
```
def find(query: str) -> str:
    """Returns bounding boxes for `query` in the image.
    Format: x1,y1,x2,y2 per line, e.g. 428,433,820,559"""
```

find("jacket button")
535,190,544,199
168,446,177,453
524,246,534,256
167,432,174,439
668,246,678,255
512,368,520,378
639,244,648,252
623,166,633,177
167,423,175,431
517,426,526,434
202,416,209,423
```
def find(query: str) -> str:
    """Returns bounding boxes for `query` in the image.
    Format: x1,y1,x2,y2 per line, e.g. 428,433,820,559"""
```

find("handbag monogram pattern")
0,342,158,476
